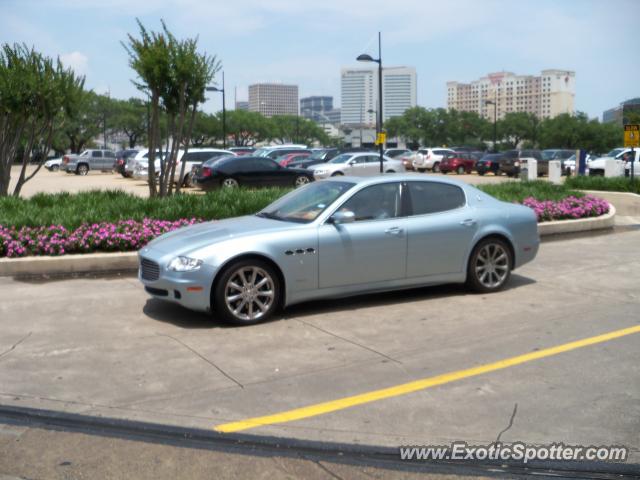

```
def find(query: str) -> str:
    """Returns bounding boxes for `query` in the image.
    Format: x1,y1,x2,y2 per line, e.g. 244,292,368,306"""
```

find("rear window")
407,182,466,215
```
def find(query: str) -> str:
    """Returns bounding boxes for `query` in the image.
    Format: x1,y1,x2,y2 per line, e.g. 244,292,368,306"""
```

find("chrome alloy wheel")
222,178,239,188
224,266,275,321
475,243,509,289
294,175,310,187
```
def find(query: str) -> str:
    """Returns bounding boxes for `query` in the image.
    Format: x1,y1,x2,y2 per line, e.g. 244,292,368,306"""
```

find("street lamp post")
206,71,226,149
485,99,497,153
357,32,384,173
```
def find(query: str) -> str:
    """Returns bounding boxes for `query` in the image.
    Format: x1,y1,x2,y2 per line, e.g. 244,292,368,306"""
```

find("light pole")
485,99,497,152
206,71,226,149
357,31,384,173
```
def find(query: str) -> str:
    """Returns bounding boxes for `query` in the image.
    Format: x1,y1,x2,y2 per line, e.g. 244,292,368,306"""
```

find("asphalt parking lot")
10,165,511,197
1,225,638,470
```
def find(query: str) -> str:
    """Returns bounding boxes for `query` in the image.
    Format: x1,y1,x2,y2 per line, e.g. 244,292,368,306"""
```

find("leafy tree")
537,112,621,152
188,111,221,147
497,112,540,149
225,110,271,146
269,115,329,145
0,43,84,196
124,19,219,196
111,97,148,148
56,90,110,153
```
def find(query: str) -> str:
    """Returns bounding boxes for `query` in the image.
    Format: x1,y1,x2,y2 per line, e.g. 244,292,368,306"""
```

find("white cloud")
60,51,89,76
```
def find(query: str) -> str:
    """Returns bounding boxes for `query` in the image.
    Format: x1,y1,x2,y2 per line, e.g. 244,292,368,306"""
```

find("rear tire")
51,165,59,172
477,171,485,176
294,175,310,187
221,177,239,188
213,259,281,325
466,238,512,293
331,172,344,176
77,164,88,176
417,168,426,173
432,162,440,173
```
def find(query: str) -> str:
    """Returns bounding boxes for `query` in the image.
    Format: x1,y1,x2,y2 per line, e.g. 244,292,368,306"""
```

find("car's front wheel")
331,172,344,176
456,166,465,175
213,259,281,325
432,162,440,173
51,165,59,172
294,175,310,187
466,238,512,293
77,164,88,176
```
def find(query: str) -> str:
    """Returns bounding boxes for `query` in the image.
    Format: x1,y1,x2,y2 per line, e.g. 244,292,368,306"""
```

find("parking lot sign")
624,124,639,148
375,132,386,145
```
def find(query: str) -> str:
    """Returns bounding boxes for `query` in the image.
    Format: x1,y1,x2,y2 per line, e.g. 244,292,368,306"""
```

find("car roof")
328,173,472,189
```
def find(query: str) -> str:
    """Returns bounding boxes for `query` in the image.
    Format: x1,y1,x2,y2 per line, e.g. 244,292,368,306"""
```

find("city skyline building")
447,69,575,121
248,83,298,117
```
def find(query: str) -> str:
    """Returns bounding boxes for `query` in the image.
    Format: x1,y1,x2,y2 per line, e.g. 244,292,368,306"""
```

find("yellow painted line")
214,324,640,433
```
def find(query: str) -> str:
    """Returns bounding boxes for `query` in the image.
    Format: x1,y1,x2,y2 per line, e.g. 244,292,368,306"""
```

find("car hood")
143,215,299,254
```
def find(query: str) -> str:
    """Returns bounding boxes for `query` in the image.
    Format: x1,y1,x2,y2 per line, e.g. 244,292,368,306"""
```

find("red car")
439,152,476,174
278,152,311,167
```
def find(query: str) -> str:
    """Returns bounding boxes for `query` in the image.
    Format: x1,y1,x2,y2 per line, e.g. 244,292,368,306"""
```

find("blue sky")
1,0,638,119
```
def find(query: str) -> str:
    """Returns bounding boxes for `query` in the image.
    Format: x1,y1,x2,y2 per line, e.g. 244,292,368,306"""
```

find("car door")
364,154,384,175
103,150,115,170
404,181,475,277
90,150,102,170
318,182,407,288
250,158,285,186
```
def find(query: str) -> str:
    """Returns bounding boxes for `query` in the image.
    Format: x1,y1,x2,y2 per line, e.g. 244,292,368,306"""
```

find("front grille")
140,257,160,281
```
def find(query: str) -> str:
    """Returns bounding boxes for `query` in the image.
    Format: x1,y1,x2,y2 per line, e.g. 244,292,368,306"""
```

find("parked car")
439,151,477,175
193,156,314,189
62,149,117,175
398,152,416,171
277,151,311,167
384,148,412,158
499,150,543,177
139,175,539,325
412,148,455,172
44,157,63,172
115,149,139,177
542,149,574,172
588,148,639,176
563,153,595,176
253,145,308,159
228,146,256,155
475,153,505,175
308,152,405,179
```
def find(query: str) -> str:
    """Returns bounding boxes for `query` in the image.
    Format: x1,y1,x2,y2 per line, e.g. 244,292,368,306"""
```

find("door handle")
385,227,403,235
460,219,476,227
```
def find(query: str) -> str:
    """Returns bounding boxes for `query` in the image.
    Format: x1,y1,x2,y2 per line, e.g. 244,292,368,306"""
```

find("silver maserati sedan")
139,175,539,325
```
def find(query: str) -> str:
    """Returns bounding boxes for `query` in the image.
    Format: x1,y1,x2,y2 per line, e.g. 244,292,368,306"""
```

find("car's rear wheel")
417,168,426,173
477,171,485,176
456,166,465,175
221,178,239,188
213,259,281,325
466,238,512,293
385,170,395,173
77,164,88,176
331,172,344,176
51,165,59,172
294,175,310,187
432,162,440,173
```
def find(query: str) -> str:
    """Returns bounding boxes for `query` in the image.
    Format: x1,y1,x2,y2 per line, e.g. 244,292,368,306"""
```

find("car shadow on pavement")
143,274,535,328
283,274,535,320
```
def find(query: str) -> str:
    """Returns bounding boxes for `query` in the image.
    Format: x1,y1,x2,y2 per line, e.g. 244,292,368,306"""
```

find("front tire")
432,162,440,173
466,238,512,293
76,164,88,176
331,172,344,176
51,165,59,172
213,259,281,325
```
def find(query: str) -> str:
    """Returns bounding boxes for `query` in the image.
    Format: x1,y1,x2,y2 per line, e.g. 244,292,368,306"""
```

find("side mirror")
330,210,355,224
348,160,356,166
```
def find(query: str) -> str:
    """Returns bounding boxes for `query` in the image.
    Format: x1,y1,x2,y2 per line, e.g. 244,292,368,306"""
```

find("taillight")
202,167,212,177
63,155,69,164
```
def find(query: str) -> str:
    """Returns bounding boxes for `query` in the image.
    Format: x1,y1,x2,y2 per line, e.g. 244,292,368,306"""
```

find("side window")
366,155,380,163
104,151,115,158
256,159,279,170
92,151,102,158
350,156,365,164
338,183,401,221
407,182,466,215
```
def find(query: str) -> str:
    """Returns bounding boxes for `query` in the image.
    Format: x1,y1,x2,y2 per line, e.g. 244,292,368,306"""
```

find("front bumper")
138,253,217,312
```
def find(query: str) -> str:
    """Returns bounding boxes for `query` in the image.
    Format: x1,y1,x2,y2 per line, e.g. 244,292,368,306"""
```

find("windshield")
605,148,624,157
308,150,328,160
328,153,354,164
258,180,354,223
253,148,269,157
542,151,557,160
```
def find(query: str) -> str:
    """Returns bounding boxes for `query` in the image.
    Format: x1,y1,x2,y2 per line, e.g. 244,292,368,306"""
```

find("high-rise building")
340,66,417,126
235,101,249,111
248,83,298,117
447,69,575,121
300,96,333,122
603,98,640,125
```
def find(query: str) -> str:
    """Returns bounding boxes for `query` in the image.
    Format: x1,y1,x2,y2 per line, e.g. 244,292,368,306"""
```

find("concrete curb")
0,204,616,277
0,251,138,277
537,203,616,236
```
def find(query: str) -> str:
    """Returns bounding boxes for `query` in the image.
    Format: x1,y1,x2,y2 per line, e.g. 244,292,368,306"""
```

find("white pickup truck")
588,148,640,176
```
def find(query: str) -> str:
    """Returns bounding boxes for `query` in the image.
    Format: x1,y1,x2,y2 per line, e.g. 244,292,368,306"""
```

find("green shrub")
565,176,640,194
477,180,583,203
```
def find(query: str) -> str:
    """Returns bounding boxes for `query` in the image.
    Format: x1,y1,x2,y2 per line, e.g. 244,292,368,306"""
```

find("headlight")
514,161,520,167
314,169,327,175
167,256,203,272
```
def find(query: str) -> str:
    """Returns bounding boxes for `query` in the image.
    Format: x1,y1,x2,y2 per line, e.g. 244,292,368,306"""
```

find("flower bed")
522,195,609,222
1,218,200,258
